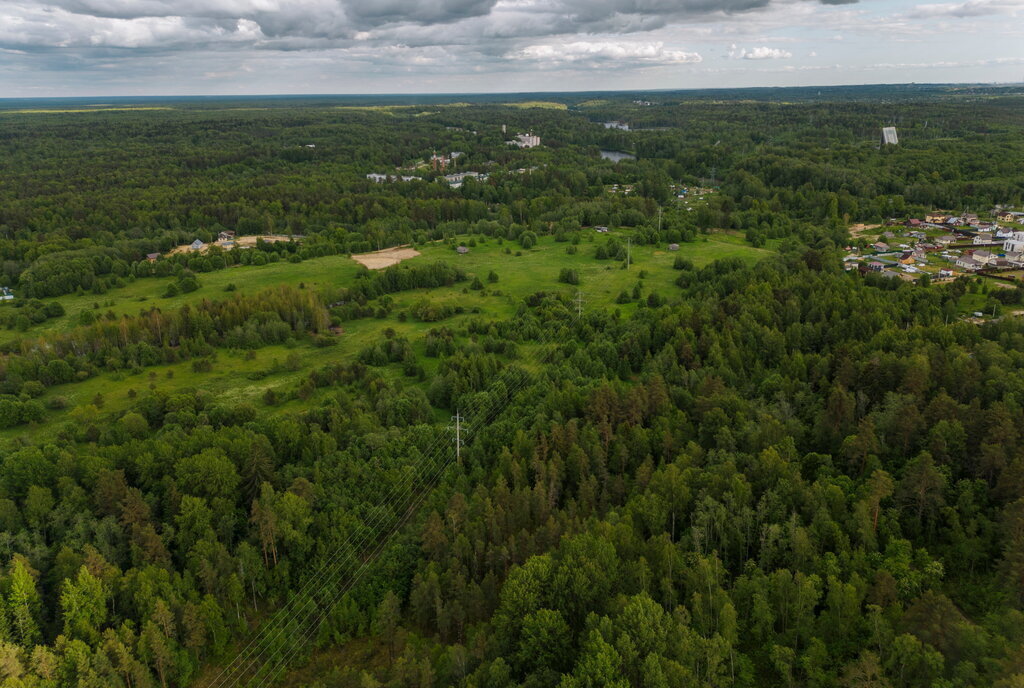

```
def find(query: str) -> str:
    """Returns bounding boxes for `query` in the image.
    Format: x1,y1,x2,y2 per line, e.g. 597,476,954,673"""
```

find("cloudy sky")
0,0,1021,96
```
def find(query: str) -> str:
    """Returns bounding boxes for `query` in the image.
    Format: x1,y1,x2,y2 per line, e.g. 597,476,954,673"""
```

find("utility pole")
574,291,584,318
451,411,463,465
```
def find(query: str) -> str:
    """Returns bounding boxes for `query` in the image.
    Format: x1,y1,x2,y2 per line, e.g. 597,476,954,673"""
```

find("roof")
190,239,204,248
146,252,160,259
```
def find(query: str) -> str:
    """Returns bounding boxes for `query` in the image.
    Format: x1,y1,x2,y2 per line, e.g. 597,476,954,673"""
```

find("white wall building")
1004,232,1024,254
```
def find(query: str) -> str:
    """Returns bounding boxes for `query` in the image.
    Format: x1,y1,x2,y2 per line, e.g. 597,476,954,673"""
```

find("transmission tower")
450,411,463,465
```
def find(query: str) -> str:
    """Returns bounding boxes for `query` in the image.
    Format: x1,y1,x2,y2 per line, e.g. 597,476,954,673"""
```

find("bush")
558,268,580,285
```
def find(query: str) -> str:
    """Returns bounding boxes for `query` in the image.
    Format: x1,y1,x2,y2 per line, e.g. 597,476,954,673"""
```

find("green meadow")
1,230,774,442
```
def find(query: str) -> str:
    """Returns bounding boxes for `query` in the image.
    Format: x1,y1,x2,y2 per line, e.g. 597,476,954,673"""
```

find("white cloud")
907,0,1023,18
512,40,701,65
729,44,791,59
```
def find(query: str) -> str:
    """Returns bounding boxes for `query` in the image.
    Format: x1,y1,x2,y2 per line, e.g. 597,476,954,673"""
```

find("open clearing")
351,246,422,269
168,234,296,255
849,223,883,239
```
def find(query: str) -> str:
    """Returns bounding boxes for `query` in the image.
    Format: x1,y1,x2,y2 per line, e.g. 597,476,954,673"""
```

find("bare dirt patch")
849,223,882,239
351,246,421,270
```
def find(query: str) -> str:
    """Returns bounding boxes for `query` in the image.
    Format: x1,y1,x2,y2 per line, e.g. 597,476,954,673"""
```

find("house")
956,256,982,271
189,239,204,252
926,213,949,223
1004,232,1024,254
974,233,994,244
218,230,235,242
594,226,609,233
962,213,980,225
146,252,160,263
936,235,957,246
456,246,469,255
668,244,680,251
872,242,890,252
938,269,954,279
972,250,994,265
899,252,915,265
367,173,390,183
1005,252,1024,267
996,227,1015,239
868,261,885,272
905,219,922,228
997,211,1016,223
0,287,13,301
947,217,966,227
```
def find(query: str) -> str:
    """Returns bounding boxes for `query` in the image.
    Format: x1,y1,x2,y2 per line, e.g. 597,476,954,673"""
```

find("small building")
868,261,885,272
938,269,954,278
1004,232,1024,254
456,246,469,255
936,235,957,246
962,213,980,225
668,243,680,251
189,239,205,252
956,256,982,271
0,287,13,301
972,250,994,265
974,233,994,244
594,226,609,233
366,173,390,183
146,252,161,263
218,230,235,242
872,242,890,252
881,127,899,146
905,219,922,228
925,213,949,223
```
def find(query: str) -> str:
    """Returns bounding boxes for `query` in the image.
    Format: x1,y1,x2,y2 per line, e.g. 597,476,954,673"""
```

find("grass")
1,230,774,443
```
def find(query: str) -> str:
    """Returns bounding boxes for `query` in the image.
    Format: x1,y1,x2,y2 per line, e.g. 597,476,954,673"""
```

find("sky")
0,0,1021,97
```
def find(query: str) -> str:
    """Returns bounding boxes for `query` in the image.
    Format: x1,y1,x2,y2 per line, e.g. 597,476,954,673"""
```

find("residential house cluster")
853,208,1024,278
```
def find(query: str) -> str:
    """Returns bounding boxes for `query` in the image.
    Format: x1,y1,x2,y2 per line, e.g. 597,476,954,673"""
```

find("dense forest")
0,86,1022,688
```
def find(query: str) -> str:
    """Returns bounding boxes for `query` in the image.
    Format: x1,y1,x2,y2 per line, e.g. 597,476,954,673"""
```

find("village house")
1005,251,1024,267
972,250,994,265
938,269,954,279
936,235,957,246
997,211,1016,223
947,217,966,227
1004,232,1024,254
146,252,160,263
868,261,885,272
218,230,235,242
996,226,1015,239
974,233,994,244
925,213,949,223
871,242,890,252
905,219,922,228
962,213,980,225
189,239,204,251
956,255,983,271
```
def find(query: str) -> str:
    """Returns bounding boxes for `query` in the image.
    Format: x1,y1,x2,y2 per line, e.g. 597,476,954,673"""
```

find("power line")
210,245,627,688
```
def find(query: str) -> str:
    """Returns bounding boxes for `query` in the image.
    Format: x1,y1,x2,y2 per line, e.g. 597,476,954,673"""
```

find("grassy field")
1,230,774,442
